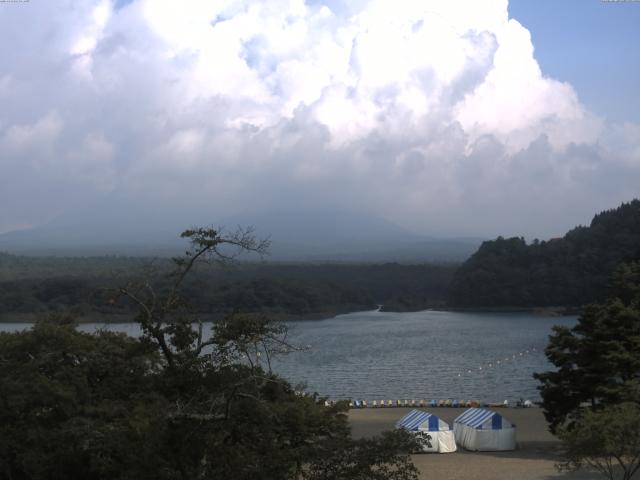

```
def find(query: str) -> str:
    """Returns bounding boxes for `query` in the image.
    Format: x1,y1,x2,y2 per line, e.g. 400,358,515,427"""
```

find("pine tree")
535,261,640,433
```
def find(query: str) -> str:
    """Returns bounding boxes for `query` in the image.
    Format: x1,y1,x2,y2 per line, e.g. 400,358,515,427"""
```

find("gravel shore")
348,407,605,480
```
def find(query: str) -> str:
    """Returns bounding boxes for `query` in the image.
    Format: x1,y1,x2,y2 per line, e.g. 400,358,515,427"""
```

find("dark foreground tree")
0,315,161,480
557,402,640,480
534,261,640,434
0,227,418,480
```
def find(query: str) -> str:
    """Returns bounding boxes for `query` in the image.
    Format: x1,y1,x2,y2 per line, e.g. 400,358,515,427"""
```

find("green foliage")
534,261,640,433
0,315,161,480
449,199,640,307
305,430,419,480
0,228,419,480
0,255,456,319
557,402,640,480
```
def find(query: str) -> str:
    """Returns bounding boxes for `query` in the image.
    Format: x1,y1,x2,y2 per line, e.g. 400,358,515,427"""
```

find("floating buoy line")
456,347,539,378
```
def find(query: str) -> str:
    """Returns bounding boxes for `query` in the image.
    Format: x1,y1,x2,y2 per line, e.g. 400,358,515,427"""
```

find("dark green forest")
449,200,640,308
0,254,456,320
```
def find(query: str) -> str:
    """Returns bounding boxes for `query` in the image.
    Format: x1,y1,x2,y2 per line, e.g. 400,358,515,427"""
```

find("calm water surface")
0,309,575,403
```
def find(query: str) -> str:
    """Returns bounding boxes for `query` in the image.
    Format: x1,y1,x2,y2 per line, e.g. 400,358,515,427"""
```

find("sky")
0,0,639,240
509,0,640,124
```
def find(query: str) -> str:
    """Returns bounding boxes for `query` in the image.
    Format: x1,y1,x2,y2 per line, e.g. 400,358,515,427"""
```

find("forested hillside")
449,200,640,307
0,255,456,320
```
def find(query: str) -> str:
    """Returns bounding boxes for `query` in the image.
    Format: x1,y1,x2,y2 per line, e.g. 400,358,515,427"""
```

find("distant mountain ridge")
448,199,640,307
0,209,481,262
221,210,422,246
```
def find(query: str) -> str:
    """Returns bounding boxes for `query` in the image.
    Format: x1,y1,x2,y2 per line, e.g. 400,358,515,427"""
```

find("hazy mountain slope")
0,209,481,262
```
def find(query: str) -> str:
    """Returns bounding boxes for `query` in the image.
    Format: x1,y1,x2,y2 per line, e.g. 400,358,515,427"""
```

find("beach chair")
324,400,330,407
372,400,378,408
389,400,394,408
437,399,445,407
452,399,460,408
349,400,354,408
410,399,416,407
380,400,386,408
444,399,452,407
419,399,426,407
362,400,367,408
354,400,360,408
430,399,437,408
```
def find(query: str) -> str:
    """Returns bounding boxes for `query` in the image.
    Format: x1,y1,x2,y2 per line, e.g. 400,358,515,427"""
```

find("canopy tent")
453,408,516,451
396,409,457,453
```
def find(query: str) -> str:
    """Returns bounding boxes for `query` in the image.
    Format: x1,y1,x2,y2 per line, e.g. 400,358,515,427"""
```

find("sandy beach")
349,407,605,480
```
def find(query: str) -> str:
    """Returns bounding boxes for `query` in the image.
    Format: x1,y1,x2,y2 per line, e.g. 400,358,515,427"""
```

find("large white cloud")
0,0,638,238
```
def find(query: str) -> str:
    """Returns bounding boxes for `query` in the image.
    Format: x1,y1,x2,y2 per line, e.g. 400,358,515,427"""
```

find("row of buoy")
323,398,534,409
456,347,539,378
324,399,483,409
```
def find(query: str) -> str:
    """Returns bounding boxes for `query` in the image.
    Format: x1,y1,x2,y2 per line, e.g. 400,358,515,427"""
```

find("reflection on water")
0,309,575,403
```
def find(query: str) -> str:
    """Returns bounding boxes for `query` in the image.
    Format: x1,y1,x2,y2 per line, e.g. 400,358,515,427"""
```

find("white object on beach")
453,408,516,451
396,409,457,453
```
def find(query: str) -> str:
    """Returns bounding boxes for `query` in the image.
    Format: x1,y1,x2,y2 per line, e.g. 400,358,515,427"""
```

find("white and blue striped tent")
453,408,516,451
396,410,456,453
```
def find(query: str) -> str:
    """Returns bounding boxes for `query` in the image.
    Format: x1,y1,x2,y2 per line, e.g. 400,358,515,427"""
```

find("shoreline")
0,306,377,324
381,305,581,316
0,304,581,324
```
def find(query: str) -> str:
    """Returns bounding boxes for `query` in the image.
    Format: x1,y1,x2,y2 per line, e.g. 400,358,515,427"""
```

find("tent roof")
454,408,512,429
396,409,449,431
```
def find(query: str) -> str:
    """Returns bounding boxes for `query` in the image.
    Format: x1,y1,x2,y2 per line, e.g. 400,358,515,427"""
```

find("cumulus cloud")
0,0,638,238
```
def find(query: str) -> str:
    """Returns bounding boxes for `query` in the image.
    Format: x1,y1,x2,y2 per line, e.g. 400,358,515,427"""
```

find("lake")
0,309,575,403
